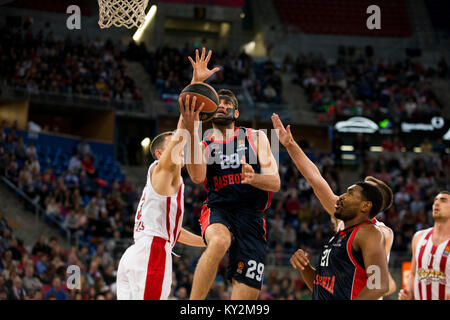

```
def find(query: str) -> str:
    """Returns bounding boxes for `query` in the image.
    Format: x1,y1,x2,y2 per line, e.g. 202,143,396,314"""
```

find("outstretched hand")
271,113,294,147
188,47,220,83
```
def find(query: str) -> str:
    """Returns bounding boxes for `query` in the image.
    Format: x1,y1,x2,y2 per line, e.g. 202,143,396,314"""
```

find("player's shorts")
199,204,267,290
116,236,172,300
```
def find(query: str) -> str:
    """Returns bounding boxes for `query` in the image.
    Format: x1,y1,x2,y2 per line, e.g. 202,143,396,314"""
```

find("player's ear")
234,108,239,119
155,149,162,159
361,201,372,215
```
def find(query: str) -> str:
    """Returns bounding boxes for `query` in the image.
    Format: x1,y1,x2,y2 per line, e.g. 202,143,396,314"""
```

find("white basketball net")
98,0,149,29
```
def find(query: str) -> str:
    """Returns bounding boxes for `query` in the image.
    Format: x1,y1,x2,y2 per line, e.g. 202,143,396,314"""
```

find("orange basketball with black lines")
179,82,219,122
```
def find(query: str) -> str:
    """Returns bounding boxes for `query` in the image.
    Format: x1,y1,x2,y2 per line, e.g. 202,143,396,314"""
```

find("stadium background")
0,0,449,300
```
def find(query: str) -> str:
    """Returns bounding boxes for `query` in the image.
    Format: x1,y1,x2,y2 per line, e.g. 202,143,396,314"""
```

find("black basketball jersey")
202,126,272,213
312,220,373,300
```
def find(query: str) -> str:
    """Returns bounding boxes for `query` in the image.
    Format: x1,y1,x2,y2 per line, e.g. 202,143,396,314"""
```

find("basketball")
179,82,219,122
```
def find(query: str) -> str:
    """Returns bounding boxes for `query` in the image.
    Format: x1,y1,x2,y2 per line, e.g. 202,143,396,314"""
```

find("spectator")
382,137,395,152
32,236,51,257
44,277,67,300
15,137,27,161
9,276,26,300
420,138,433,153
22,266,42,296
45,197,62,224
77,139,93,158
8,238,23,262
28,154,40,177
68,154,82,174
81,155,96,178
65,169,79,189
282,223,297,250
25,142,37,159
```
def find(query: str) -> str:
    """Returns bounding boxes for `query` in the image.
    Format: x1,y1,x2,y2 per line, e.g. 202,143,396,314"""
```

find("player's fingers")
190,96,197,114
201,47,206,61
240,155,246,165
291,255,305,270
196,102,205,115
286,125,292,137
195,49,200,62
271,114,285,132
296,250,309,264
188,56,195,67
295,253,308,267
290,258,298,270
205,49,212,63
303,251,310,262
185,94,191,113
290,256,301,269
178,96,184,110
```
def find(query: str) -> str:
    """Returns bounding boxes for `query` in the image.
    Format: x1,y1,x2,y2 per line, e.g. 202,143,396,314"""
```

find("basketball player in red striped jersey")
399,191,450,300
116,97,205,300
272,114,396,297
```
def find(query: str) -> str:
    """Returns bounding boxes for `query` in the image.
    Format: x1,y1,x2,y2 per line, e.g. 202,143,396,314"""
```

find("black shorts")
199,204,268,290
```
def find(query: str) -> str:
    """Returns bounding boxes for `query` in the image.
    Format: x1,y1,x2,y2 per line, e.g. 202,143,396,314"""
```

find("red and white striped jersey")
133,161,184,248
414,227,450,300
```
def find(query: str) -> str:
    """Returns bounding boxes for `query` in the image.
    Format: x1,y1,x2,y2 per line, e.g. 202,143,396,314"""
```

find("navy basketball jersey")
202,126,272,212
312,220,373,300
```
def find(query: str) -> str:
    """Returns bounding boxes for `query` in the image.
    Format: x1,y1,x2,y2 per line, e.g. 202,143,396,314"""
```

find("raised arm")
271,113,338,215
182,47,220,184
179,94,207,184
156,116,188,172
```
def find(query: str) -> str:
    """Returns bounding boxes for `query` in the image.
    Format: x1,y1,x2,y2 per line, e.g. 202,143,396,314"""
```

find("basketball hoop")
98,0,149,29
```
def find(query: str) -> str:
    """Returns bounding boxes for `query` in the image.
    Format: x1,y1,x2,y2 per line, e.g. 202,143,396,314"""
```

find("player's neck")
433,219,450,240
212,123,236,140
343,216,370,230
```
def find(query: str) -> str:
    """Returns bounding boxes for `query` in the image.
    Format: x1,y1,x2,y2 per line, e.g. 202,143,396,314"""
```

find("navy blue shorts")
199,204,267,290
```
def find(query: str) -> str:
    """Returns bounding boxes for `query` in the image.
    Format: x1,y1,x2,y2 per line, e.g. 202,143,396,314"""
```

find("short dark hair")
218,89,238,109
364,176,393,212
150,131,174,160
356,182,383,218
438,190,450,196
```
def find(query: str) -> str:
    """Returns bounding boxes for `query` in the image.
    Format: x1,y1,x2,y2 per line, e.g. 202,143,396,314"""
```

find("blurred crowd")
284,48,448,122
1,117,449,299
0,25,143,111
126,42,284,104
